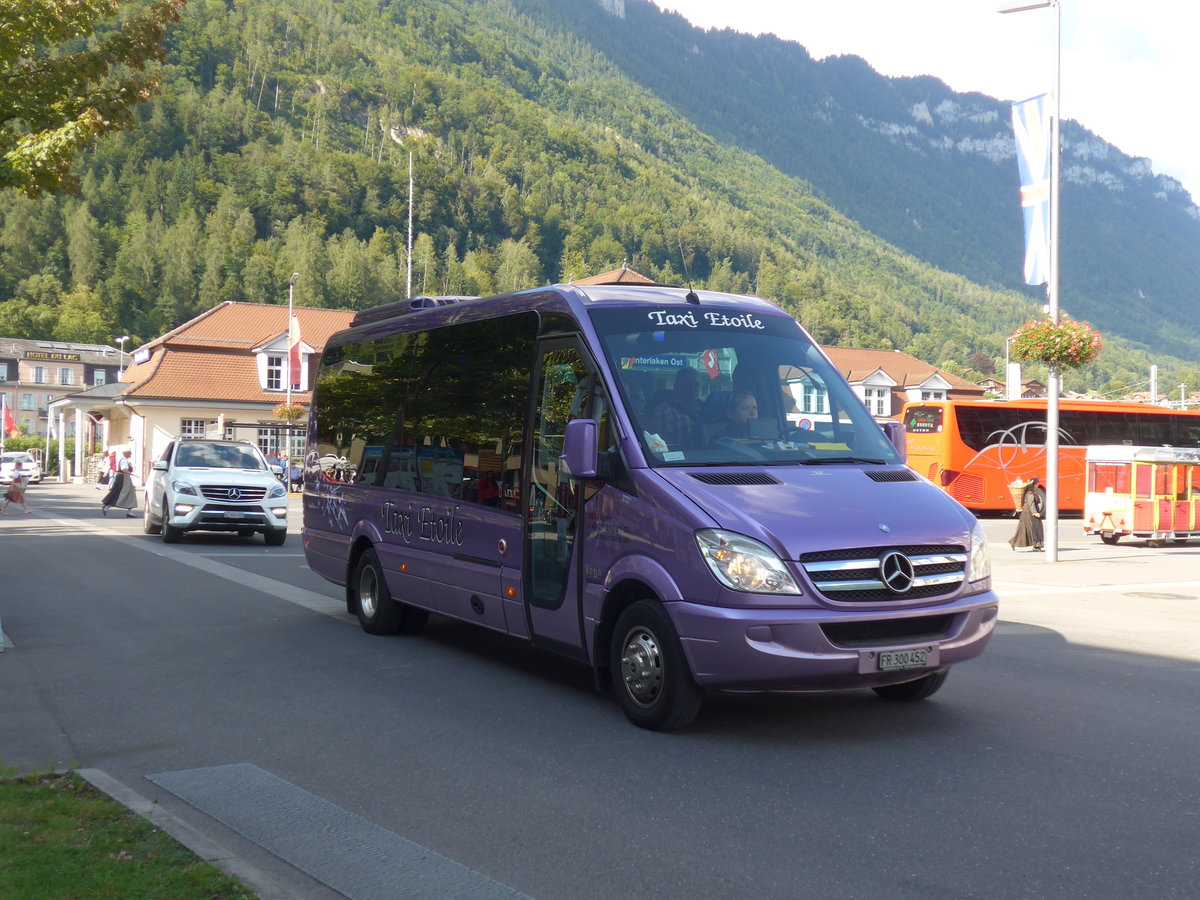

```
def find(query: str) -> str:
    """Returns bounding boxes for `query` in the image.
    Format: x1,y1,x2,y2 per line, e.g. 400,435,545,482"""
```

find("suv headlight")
267,482,286,498
696,529,802,595
172,480,198,495
969,519,991,584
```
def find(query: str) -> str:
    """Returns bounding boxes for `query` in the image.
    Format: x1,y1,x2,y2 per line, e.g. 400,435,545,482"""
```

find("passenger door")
524,339,600,654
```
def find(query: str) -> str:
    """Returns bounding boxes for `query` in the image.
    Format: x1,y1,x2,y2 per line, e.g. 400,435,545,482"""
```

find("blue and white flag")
1012,93,1051,286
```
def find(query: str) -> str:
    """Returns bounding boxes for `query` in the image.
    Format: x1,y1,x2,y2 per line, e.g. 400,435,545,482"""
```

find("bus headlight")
696,529,802,595
969,520,991,584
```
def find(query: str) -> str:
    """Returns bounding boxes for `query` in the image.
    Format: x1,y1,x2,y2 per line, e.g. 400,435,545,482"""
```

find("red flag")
288,314,302,388
3,401,17,438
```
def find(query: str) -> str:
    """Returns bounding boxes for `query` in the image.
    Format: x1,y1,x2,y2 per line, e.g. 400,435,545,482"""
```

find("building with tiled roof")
1,337,121,438
49,303,354,481
573,265,661,285
820,346,985,420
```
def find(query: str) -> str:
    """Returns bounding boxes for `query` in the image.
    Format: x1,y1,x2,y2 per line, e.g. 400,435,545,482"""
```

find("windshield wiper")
800,456,889,465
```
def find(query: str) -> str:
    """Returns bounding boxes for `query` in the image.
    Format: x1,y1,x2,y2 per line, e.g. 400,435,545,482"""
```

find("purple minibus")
302,283,998,729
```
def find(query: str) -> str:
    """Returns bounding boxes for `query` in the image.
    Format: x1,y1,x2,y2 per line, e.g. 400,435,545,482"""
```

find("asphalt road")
2,483,1198,899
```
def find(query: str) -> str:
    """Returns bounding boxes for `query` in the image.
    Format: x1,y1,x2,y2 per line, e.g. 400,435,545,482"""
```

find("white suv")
1,451,42,484
144,438,289,545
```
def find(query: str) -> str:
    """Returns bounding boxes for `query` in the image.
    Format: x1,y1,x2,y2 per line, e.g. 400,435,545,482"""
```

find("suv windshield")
175,442,266,470
590,305,899,467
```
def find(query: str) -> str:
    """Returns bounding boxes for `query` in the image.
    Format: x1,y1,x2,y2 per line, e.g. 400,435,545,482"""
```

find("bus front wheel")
353,548,428,635
610,600,702,731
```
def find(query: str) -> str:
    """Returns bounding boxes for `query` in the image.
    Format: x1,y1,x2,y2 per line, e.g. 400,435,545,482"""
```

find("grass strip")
0,770,255,899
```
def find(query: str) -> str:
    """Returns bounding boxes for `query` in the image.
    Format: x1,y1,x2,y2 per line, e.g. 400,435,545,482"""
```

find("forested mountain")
535,0,1200,364
1,0,1198,395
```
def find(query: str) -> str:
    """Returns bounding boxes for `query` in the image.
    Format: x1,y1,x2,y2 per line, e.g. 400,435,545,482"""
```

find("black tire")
161,500,183,543
352,547,428,635
1100,533,1121,545
143,500,161,535
872,668,948,701
264,528,287,546
610,600,702,731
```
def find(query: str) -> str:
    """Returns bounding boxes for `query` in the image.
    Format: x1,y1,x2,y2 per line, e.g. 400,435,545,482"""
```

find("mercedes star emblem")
879,551,915,593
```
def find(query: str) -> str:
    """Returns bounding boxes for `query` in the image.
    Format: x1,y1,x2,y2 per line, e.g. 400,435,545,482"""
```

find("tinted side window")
314,313,537,510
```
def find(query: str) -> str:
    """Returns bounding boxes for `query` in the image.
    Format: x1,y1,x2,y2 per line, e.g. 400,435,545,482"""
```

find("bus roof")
1085,445,1200,464
904,397,1200,416
347,283,787,329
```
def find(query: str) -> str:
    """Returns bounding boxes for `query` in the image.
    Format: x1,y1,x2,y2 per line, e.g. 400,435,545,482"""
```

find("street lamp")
1001,0,1062,562
115,335,129,380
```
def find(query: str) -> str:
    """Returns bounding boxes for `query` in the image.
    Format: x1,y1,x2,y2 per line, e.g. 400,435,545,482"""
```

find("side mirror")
152,460,168,471
883,421,907,464
560,418,599,480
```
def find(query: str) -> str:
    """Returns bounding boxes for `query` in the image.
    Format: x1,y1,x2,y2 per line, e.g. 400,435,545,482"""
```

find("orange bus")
900,398,1200,513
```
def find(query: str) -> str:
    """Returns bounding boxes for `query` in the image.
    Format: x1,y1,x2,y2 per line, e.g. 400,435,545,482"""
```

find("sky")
654,1,1200,201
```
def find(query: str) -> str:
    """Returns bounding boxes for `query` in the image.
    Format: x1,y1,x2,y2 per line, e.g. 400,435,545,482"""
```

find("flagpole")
1044,0,1062,563
1002,0,1061,562
286,272,299,409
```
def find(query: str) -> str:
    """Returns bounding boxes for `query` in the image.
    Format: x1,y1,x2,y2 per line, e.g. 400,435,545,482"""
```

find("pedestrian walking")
1,460,34,514
100,449,138,518
1009,476,1044,551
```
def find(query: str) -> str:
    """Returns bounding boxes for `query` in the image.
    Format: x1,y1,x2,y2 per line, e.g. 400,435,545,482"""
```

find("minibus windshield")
590,306,900,467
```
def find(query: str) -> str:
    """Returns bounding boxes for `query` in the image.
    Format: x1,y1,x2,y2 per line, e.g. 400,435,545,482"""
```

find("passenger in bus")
1010,477,1044,552
646,366,702,447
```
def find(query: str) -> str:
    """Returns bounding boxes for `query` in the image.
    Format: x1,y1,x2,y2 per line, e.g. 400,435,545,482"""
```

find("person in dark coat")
1009,477,1044,551
101,449,138,518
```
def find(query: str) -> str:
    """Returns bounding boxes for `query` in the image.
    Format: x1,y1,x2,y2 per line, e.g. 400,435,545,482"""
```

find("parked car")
0,451,42,484
143,438,289,545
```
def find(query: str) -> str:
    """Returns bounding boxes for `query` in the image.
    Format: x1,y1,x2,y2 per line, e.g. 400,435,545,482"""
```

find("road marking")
42,514,347,620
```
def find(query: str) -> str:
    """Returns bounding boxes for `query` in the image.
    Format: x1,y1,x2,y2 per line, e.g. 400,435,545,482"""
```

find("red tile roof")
121,302,354,404
821,346,983,394
574,266,661,285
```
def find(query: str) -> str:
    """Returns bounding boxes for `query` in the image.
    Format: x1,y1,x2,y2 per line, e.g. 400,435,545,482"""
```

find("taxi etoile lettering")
647,310,765,329
382,500,464,546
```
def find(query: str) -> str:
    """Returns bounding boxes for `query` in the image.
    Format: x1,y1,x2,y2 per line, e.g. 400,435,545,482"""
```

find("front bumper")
168,498,288,534
668,591,999,692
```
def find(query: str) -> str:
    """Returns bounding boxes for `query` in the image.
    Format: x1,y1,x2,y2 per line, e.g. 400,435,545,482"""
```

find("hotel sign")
25,351,81,362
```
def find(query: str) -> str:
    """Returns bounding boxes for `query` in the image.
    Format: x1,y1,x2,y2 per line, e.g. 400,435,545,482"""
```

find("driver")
712,390,759,440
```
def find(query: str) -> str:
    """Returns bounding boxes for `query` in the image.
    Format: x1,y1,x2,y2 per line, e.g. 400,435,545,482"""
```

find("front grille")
689,472,782,485
821,614,954,647
199,484,268,502
800,544,966,602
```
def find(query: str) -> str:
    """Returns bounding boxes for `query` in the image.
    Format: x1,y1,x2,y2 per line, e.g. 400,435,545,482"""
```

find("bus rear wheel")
610,600,702,731
353,547,428,635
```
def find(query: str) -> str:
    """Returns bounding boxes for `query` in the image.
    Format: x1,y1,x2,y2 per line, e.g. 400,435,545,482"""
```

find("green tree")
65,200,102,286
54,283,115,341
495,237,541,292
1,0,185,195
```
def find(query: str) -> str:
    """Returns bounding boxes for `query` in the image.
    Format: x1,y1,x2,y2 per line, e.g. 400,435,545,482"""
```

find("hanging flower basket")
1008,316,1102,370
273,402,305,422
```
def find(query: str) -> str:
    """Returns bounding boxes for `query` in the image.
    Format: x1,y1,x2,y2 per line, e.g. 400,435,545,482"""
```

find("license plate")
878,648,929,670
224,511,245,519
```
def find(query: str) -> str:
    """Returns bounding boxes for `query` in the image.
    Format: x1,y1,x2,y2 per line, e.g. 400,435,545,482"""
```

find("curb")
77,768,300,900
